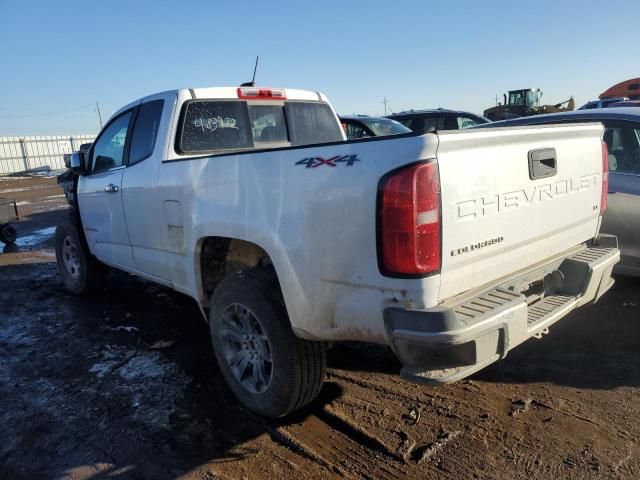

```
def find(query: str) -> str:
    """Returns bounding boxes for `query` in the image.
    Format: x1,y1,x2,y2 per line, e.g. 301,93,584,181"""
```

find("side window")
604,127,640,174
409,116,445,132
285,102,344,145
129,100,164,165
179,101,253,154
457,116,482,129
392,118,411,128
345,121,370,139
90,112,132,174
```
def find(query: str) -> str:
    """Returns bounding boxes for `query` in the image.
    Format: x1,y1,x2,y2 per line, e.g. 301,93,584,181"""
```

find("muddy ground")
1,176,639,480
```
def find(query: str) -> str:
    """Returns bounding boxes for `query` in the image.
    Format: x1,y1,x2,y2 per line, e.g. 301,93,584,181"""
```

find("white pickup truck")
57,85,619,417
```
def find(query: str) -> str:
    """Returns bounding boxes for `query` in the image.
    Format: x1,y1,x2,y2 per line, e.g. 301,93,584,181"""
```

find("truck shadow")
1,259,638,479
474,274,640,387
328,275,640,390
0,262,341,480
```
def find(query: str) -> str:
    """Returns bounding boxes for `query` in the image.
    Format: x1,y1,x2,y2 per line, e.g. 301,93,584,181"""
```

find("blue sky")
0,0,638,135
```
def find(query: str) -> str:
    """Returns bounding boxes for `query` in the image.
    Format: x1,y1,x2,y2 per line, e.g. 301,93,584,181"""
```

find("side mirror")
70,151,86,175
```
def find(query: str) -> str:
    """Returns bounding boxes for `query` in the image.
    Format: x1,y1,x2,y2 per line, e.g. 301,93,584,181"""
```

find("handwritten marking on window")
193,117,238,132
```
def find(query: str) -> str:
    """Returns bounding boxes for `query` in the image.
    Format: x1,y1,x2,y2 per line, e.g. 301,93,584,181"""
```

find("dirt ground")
1,176,639,480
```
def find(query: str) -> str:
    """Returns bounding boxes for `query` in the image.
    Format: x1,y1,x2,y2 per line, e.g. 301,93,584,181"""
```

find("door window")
603,126,640,174
344,121,371,139
456,115,484,129
409,116,445,132
129,100,165,165
90,112,132,173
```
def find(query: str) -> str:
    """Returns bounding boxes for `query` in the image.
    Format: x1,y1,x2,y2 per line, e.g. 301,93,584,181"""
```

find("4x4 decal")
295,154,360,168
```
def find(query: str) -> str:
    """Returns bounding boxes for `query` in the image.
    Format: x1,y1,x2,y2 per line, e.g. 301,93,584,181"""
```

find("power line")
0,104,95,119
96,101,103,128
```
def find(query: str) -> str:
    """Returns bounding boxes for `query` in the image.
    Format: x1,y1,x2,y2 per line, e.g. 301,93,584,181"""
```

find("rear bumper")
384,236,620,385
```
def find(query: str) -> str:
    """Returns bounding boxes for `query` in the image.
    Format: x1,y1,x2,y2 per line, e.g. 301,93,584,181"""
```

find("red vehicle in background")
600,77,640,101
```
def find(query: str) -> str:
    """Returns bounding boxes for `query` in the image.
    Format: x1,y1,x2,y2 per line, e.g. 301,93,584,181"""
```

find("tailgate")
436,123,604,301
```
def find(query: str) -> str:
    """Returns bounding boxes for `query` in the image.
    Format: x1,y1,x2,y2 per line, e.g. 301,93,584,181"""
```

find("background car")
476,108,640,276
339,115,411,139
58,142,92,205
578,97,629,110
386,108,489,133
609,100,640,108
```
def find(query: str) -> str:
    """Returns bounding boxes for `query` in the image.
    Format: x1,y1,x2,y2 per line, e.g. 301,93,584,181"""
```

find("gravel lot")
1,177,639,479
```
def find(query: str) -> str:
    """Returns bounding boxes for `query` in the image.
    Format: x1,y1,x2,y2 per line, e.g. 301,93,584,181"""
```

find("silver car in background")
476,108,640,276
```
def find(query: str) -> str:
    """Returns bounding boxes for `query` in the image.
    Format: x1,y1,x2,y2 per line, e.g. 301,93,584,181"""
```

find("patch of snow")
105,325,140,334
17,226,56,246
88,360,120,378
0,184,57,194
118,352,168,380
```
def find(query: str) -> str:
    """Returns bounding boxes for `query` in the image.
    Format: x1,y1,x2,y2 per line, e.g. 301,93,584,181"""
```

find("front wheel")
55,219,108,294
210,268,326,418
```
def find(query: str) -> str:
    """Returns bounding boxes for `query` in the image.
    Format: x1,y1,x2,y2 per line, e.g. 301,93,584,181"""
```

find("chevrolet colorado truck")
56,85,620,418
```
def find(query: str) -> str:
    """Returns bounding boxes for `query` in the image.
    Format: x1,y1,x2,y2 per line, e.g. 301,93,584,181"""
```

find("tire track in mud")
267,408,408,479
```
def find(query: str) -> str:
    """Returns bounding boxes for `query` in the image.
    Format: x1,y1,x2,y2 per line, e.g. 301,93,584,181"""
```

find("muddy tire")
210,268,326,418
0,224,17,244
55,219,108,295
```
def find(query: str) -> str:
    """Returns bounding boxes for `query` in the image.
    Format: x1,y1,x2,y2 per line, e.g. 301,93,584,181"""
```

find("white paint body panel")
436,124,603,301
77,88,606,345
78,167,134,268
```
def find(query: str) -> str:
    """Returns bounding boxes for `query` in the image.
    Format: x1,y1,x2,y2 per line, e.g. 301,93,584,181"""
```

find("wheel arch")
195,236,279,311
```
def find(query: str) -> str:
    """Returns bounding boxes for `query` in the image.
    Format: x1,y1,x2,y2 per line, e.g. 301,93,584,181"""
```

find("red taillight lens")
601,140,609,214
379,162,441,276
237,87,286,100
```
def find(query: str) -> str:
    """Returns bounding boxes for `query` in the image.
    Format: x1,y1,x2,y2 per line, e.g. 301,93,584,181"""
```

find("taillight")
237,87,286,100
601,140,609,214
378,162,441,276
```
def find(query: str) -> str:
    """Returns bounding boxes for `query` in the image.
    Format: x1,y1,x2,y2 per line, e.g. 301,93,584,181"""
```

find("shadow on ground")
328,275,640,390
1,257,638,479
0,262,341,479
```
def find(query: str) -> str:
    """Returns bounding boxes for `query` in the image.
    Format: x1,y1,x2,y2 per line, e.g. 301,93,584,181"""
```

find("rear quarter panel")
159,134,439,342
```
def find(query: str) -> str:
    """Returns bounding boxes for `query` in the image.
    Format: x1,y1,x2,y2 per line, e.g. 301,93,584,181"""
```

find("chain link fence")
0,135,96,175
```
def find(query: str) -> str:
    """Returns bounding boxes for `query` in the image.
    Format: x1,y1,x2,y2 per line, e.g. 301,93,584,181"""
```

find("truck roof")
113,86,329,119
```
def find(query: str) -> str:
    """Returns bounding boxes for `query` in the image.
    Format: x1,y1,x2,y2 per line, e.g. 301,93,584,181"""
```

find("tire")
0,224,17,244
55,219,108,294
210,268,326,418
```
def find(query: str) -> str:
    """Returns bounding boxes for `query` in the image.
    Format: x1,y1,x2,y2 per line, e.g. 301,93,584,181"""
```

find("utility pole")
96,101,103,129
382,97,389,115
495,94,499,106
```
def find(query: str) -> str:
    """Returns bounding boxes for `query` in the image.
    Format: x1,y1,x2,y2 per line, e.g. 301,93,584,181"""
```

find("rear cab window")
177,95,343,155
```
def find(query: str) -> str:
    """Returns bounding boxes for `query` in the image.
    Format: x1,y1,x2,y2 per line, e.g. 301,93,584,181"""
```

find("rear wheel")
0,224,17,244
55,219,108,294
210,268,326,418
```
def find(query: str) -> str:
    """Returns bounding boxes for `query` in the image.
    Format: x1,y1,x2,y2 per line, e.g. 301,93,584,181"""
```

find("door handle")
104,184,119,193
528,148,557,180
